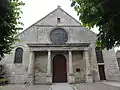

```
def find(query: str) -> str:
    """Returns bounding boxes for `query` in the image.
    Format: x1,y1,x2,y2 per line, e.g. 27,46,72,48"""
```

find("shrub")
0,65,9,85
0,78,8,85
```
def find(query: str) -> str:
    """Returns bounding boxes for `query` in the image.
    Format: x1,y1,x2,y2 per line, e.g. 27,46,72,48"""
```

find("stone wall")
0,7,119,84
35,8,80,26
102,49,120,81
72,51,85,82
89,44,100,81
34,26,96,44
116,51,120,58
34,51,48,84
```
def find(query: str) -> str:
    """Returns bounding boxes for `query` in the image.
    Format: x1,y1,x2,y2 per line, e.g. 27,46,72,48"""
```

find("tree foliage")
0,0,24,59
71,0,120,49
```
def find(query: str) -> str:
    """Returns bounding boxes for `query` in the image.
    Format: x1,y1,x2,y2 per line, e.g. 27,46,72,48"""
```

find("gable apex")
34,7,81,26
18,7,82,36
57,5,61,8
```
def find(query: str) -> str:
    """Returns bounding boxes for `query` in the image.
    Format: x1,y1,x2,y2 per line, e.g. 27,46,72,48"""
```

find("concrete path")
51,83,74,90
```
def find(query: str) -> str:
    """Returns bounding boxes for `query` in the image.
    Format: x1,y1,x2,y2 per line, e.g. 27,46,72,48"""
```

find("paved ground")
103,81,120,87
51,83,74,90
72,82,120,90
0,84,74,90
0,82,120,90
0,84,50,90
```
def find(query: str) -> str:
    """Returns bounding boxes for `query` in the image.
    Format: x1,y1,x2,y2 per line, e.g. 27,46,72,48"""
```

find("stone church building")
1,6,120,84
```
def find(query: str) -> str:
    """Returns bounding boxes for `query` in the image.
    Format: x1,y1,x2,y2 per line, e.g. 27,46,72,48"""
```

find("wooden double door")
52,54,67,83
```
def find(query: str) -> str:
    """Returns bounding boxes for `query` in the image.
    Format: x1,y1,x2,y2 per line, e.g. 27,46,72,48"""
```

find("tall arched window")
14,47,23,63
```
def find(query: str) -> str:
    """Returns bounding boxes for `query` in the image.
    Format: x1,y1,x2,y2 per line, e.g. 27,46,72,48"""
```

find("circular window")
50,28,68,44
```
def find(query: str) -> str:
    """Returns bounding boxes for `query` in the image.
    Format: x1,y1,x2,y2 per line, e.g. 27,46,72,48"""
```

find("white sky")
20,0,119,51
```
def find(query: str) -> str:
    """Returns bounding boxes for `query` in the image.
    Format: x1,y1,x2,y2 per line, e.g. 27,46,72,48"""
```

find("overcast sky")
20,0,119,51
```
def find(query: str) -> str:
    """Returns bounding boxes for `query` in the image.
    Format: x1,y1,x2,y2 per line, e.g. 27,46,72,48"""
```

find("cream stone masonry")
46,50,52,84
84,50,93,82
68,51,73,74
28,51,35,85
68,51,75,83
47,51,51,76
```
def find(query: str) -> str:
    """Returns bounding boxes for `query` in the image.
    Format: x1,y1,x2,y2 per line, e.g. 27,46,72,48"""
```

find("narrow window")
14,47,23,63
117,58,120,69
57,18,60,23
95,47,104,63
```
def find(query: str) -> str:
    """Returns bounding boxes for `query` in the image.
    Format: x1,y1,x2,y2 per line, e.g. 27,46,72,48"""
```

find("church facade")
1,7,120,84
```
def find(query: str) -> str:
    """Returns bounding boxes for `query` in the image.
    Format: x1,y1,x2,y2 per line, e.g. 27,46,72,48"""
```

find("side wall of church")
0,26,38,84
1,45,30,84
89,43,120,81
89,43,100,81
102,49,120,81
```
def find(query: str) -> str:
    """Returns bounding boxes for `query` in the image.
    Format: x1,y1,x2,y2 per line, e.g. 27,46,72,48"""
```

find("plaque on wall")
76,68,80,72
50,28,68,44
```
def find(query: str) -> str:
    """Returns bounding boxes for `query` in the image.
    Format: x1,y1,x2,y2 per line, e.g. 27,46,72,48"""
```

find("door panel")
98,65,106,80
52,54,67,83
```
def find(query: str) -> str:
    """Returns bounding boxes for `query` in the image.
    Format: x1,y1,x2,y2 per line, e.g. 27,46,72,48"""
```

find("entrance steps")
50,83,74,90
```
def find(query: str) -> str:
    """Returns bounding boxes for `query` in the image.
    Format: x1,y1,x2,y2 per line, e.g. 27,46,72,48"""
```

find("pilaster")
84,50,93,83
28,51,35,85
46,50,52,84
68,51,75,83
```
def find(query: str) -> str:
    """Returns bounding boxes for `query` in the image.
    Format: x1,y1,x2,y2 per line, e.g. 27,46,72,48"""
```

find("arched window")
14,47,23,63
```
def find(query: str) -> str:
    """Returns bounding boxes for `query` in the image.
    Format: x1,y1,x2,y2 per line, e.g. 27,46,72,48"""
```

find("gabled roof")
34,6,81,25
19,6,81,35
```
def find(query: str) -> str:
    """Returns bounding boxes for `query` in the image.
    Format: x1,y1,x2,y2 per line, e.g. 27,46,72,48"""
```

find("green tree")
0,0,24,59
71,0,120,49
0,0,8,16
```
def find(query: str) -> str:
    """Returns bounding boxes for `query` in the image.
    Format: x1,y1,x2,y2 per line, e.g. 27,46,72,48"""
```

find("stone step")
51,83,74,90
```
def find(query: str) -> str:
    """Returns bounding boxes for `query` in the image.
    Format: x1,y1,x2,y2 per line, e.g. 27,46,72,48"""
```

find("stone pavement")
72,82,120,90
0,84,50,90
1,82,120,90
103,81,120,87
51,83,74,90
0,83,74,90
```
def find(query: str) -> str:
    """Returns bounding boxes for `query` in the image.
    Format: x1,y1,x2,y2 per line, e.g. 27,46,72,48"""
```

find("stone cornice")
34,25,82,27
27,43,91,47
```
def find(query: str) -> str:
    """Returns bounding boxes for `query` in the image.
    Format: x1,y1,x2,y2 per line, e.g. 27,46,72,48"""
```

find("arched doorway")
52,54,67,83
